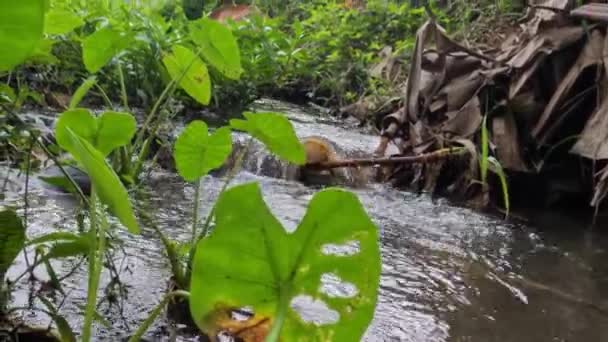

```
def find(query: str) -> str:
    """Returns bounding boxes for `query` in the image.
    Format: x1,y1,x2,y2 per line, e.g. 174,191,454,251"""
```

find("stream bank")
2,100,608,341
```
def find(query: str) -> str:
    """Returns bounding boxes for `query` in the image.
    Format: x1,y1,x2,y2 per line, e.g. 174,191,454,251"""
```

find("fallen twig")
305,147,468,170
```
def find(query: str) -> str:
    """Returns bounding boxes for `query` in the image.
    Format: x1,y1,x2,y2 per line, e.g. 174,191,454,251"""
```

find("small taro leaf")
27,232,82,246
55,109,136,157
0,0,45,71
27,38,58,65
64,128,139,233
174,121,232,182
55,108,97,155
44,8,83,35
95,111,137,156
162,45,211,105
190,183,381,341
82,27,129,73
229,112,306,165
46,239,89,259
189,18,242,80
69,76,97,109
0,210,26,276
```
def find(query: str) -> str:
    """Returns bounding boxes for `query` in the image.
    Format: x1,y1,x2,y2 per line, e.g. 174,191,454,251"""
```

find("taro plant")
38,108,140,342
189,182,381,341
132,137,380,341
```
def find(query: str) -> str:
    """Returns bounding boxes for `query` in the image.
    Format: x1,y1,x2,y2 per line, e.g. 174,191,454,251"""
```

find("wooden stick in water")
305,147,468,170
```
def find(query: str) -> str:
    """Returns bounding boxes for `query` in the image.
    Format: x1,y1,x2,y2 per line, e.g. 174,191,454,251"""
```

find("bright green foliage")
63,128,139,233
95,111,137,156
44,8,83,35
28,38,58,64
27,232,82,246
190,18,242,80
173,121,232,182
0,0,45,71
82,27,130,73
0,210,26,277
163,45,211,105
46,237,91,260
488,156,510,216
69,76,98,109
230,112,306,165
190,183,381,341
55,109,136,156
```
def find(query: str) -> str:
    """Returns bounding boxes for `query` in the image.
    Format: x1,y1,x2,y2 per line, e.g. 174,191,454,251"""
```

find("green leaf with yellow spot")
189,182,380,341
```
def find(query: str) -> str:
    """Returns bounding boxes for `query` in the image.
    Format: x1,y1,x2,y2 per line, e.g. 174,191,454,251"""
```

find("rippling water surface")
3,100,608,341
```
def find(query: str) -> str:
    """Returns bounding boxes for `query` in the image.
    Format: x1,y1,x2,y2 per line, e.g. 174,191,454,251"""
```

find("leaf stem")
117,61,129,110
265,284,290,342
82,189,98,342
83,190,109,342
191,178,202,241
184,137,254,282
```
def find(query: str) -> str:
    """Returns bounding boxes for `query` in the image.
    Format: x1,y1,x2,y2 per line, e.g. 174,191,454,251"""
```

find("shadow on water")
3,99,608,341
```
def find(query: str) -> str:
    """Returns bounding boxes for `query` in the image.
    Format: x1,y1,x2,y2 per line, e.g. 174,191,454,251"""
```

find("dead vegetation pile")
373,0,608,212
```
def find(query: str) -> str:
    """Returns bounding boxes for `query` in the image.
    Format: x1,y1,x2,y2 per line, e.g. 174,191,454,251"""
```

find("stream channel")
3,99,608,341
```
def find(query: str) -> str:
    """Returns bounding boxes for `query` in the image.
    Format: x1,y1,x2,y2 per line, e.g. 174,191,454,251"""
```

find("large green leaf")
64,128,139,233
55,109,136,157
174,121,232,182
190,183,380,341
82,27,129,73
0,0,45,71
189,18,242,80
0,210,26,277
163,45,211,105
230,112,306,165
44,8,83,35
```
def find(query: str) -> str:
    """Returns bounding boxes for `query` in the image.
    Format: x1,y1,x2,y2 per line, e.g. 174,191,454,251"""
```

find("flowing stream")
3,99,608,341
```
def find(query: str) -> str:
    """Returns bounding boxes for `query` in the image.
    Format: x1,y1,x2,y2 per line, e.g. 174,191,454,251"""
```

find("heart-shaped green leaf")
190,182,380,341
55,109,136,157
190,18,242,80
44,8,83,35
163,45,211,105
230,112,306,165
55,109,97,152
0,0,45,71
174,120,232,182
95,111,137,156
82,27,130,73
64,128,139,233
0,210,26,277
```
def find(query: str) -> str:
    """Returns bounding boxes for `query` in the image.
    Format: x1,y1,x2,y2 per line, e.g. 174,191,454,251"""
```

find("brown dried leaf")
205,306,272,342
441,96,483,138
532,29,605,139
571,32,608,160
492,112,529,172
507,26,584,69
